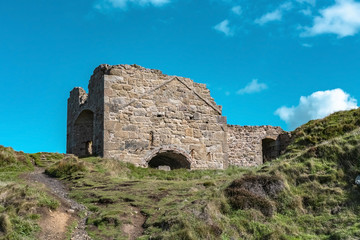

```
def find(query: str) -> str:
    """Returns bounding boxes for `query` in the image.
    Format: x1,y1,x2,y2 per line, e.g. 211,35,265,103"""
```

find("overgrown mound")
288,108,360,150
45,155,86,178
0,146,32,171
225,175,284,216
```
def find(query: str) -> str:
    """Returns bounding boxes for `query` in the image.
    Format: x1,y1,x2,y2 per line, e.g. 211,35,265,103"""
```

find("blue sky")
1,0,359,153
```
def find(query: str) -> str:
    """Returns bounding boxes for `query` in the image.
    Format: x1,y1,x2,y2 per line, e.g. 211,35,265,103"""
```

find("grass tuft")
45,156,86,178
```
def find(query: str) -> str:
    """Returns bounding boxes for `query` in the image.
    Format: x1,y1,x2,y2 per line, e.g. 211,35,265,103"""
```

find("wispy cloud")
300,7,312,16
231,5,242,16
255,2,293,25
214,19,234,36
296,0,316,7
94,0,171,11
301,43,313,47
275,88,358,130
237,79,268,95
302,0,360,38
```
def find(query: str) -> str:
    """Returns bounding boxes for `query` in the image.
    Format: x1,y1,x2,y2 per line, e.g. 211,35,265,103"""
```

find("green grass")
288,108,360,151
45,155,86,178
1,108,360,239
0,146,62,239
43,109,360,239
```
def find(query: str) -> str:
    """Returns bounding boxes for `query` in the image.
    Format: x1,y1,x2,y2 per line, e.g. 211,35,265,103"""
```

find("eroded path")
23,168,92,240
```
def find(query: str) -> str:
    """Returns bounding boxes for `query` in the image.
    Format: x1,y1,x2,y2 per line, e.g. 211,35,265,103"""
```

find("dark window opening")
148,151,190,170
262,138,278,163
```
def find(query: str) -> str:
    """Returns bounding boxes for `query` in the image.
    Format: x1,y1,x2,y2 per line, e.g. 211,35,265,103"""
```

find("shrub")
225,175,284,217
45,156,86,178
226,175,284,198
0,146,16,166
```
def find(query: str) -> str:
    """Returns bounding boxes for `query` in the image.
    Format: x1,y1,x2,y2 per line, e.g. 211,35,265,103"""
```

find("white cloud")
255,9,282,25
302,0,360,37
301,43,313,47
214,19,234,36
300,7,312,16
275,88,358,130
231,5,242,15
255,2,293,25
95,0,170,11
237,79,268,94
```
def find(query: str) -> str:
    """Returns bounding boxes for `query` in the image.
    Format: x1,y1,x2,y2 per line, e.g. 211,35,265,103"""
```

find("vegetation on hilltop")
1,108,360,239
40,108,360,239
288,108,360,151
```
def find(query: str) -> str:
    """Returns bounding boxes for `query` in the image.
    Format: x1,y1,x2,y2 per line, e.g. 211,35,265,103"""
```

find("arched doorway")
262,138,278,163
74,110,94,157
145,147,192,170
148,151,191,170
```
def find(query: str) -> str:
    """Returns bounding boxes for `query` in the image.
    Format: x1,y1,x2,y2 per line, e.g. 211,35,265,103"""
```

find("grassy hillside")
1,108,360,239
43,108,360,239
0,147,62,239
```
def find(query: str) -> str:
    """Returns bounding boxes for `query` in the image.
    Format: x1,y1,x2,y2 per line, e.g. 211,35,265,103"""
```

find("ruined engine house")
67,64,289,170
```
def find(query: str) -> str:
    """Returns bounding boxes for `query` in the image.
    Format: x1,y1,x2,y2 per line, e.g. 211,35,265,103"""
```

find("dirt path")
23,168,92,240
121,206,146,240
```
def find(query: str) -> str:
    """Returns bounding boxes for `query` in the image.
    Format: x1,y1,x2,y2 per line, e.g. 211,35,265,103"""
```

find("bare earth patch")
121,206,146,240
22,168,92,240
37,207,72,240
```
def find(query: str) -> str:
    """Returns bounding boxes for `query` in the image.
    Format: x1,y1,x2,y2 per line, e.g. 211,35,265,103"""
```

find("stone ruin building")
67,64,290,170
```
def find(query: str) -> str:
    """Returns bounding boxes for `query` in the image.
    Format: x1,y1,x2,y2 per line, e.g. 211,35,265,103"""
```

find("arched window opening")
148,151,191,170
74,110,94,157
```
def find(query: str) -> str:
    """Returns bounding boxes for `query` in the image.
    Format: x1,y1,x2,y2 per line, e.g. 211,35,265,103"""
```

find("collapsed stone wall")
67,72,105,157
227,125,290,167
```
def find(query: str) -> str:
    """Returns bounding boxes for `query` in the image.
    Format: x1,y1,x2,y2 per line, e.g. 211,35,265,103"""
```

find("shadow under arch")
144,146,192,170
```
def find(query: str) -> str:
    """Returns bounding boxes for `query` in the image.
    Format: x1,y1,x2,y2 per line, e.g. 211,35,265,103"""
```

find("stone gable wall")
100,64,227,169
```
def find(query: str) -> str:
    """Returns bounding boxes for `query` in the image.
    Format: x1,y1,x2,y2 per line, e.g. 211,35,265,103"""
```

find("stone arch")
73,109,94,157
262,137,278,163
144,146,192,170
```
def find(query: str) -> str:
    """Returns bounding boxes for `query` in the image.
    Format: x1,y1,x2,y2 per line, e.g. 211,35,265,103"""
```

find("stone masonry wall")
66,72,104,157
96,64,228,169
67,64,291,169
227,125,289,167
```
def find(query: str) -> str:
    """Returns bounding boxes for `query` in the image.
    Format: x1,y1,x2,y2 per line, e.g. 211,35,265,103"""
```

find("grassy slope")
1,108,360,239
44,108,360,240
0,147,62,239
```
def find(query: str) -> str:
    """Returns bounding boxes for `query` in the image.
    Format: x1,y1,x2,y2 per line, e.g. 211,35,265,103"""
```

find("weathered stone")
122,125,137,131
67,64,289,170
158,165,171,171
108,68,123,76
125,140,149,150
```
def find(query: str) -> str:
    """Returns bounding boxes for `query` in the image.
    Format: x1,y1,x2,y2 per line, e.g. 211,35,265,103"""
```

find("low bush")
45,156,86,178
